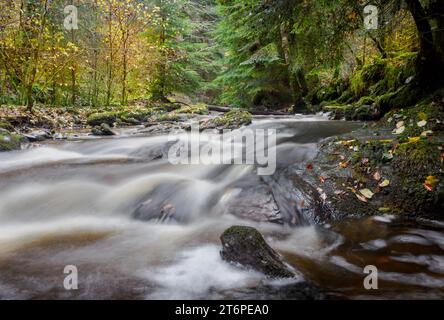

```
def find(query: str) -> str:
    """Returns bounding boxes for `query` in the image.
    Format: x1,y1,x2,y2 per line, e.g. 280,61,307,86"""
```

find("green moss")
174,103,209,115
152,112,181,122
214,109,252,128
322,105,352,120
394,140,442,176
0,134,22,152
350,70,366,97
392,140,444,216
87,112,118,126
361,59,386,84
376,85,420,115
0,121,14,132
356,96,375,106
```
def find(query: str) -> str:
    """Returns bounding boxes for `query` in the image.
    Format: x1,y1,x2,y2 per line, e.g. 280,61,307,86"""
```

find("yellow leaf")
418,112,428,121
425,176,439,187
379,179,390,188
408,137,421,143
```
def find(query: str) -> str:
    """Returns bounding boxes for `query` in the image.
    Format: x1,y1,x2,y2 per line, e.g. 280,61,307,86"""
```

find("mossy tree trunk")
280,22,307,112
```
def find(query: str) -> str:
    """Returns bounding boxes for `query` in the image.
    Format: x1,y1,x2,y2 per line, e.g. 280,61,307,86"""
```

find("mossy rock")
220,226,295,278
213,109,252,128
0,134,22,152
174,103,209,115
376,85,421,115
391,140,444,217
348,105,380,121
322,105,352,120
87,112,118,126
118,109,152,124
356,96,375,106
151,112,181,123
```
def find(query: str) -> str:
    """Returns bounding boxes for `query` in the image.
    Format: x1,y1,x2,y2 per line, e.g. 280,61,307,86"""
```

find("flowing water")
0,115,443,300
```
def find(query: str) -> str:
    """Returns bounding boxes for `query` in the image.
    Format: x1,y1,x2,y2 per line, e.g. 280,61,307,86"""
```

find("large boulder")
220,226,295,278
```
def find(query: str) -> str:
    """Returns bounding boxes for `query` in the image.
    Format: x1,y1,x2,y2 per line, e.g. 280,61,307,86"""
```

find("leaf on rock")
359,188,374,199
356,193,368,203
417,120,427,128
394,126,405,135
379,179,390,188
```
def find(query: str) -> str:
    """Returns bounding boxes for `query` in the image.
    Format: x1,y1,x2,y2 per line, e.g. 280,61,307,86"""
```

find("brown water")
0,115,443,300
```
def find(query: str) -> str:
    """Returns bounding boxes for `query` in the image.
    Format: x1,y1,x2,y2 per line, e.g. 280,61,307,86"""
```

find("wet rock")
225,281,327,300
91,123,117,136
23,130,51,142
346,104,380,121
53,133,68,140
220,226,295,278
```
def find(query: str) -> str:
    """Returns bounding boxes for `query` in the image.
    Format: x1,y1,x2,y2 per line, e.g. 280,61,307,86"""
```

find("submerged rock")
220,226,295,278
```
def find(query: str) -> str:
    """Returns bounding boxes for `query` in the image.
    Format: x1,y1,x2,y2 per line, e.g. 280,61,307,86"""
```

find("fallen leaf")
417,120,427,128
396,121,405,129
394,126,405,135
418,112,428,121
319,176,326,184
339,162,349,169
378,207,391,213
379,179,390,188
360,188,374,199
408,137,421,143
341,140,356,146
356,194,368,203
424,176,439,192
421,130,433,137
382,152,394,161
373,171,381,181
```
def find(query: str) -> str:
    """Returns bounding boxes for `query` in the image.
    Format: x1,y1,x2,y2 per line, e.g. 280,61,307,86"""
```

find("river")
0,114,443,299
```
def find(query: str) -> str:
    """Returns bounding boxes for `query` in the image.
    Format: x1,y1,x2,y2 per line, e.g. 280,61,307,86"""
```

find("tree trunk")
405,0,444,85
121,30,128,105
280,22,307,112
106,5,113,106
